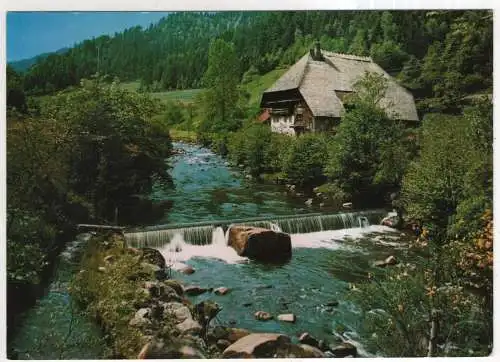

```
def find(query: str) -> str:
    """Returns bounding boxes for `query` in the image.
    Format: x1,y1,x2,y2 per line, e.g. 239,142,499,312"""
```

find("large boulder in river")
222,333,291,358
227,226,291,262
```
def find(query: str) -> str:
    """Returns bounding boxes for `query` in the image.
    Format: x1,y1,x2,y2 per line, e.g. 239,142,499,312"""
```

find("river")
11,141,413,358
129,142,414,356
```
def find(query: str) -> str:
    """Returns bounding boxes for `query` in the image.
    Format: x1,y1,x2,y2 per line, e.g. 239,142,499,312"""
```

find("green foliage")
227,124,274,176
350,259,492,357
162,101,185,127
70,233,157,358
7,76,173,325
16,11,491,116
401,100,492,228
7,65,27,112
325,73,413,204
198,39,242,134
282,133,328,188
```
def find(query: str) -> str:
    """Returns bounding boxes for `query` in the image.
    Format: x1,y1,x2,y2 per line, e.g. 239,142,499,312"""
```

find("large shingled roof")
263,50,419,121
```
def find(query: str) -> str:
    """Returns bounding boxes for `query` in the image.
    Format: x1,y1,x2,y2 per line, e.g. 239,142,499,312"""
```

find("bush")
283,133,328,188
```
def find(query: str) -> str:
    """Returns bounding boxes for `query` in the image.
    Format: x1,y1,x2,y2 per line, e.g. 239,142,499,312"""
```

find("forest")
6,9,493,358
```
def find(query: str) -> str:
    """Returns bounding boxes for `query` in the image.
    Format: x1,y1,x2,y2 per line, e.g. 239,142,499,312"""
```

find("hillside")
9,47,69,72
11,10,493,114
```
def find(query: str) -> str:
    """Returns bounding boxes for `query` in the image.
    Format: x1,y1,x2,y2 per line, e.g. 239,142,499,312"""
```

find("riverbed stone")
294,344,326,357
298,332,319,347
176,318,202,335
184,285,209,296
278,313,296,323
329,342,358,357
163,302,192,323
129,308,151,327
214,287,230,295
217,339,232,350
254,311,273,321
325,300,339,307
228,226,291,262
222,333,291,358
305,198,313,207
374,255,399,268
138,341,205,359
179,265,196,275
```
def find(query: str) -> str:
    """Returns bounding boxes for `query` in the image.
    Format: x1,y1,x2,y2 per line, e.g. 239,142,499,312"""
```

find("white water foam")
158,225,398,265
159,227,247,266
291,225,396,250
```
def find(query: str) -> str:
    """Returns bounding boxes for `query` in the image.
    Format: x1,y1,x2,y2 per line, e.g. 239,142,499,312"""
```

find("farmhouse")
259,42,419,135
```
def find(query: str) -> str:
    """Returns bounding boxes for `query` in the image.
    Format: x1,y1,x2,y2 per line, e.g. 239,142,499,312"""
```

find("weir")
124,209,386,249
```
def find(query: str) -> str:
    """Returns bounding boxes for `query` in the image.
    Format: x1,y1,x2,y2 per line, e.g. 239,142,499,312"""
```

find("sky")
6,12,170,61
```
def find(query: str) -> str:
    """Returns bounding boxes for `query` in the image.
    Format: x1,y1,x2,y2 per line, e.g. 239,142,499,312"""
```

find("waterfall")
124,209,386,248
212,226,226,246
358,216,369,228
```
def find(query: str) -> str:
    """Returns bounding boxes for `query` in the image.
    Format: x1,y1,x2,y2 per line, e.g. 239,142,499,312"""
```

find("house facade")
259,43,419,135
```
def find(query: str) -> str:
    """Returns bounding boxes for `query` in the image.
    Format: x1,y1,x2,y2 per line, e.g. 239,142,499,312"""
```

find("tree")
7,65,27,112
325,72,412,205
198,39,241,133
283,133,328,188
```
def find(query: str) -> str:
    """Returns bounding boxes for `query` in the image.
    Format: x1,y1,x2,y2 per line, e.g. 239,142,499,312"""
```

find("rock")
243,302,253,307
180,265,196,275
138,341,205,359
305,198,313,207
98,266,106,273
163,302,192,323
194,300,222,326
214,287,230,295
385,255,398,265
381,215,401,228
164,279,184,295
103,255,115,263
141,247,166,269
177,346,205,358
295,344,326,357
126,247,141,255
255,284,273,290
319,202,325,208
129,308,151,327
143,281,181,301
222,333,291,358
254,311,273,321
342,202,353,209
374,255,399,268
317,340,328,351
217,339,232,350
298,332,319,347
325,300,339,307
227,225,292,262
184,285,208,296
176,318,203,335
277,313,296,323
207,326,229,342
226,328,251,343
141,262,161,274
330,342,357,358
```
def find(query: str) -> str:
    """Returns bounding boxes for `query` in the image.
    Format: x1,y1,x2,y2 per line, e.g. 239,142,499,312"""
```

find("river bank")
10,141,414,358
68,229,415,358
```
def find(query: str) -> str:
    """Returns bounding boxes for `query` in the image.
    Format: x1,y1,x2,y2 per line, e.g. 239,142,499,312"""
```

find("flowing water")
11,141,412,358
125,142,413,356
10,234,105,359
